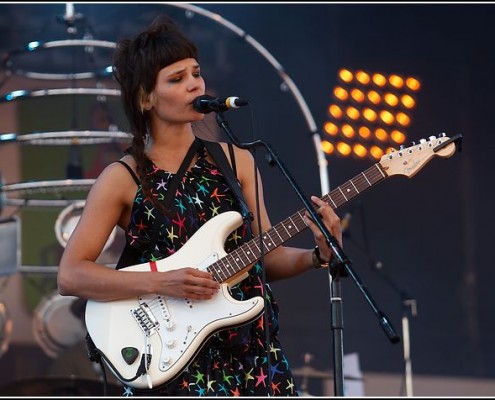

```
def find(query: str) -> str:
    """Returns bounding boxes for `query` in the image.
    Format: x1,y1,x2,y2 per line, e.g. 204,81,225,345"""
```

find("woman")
58,15,342,396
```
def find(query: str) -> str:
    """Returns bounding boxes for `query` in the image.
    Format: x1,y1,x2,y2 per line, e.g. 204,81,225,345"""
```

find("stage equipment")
293,352,364,396
0,130,131,146
322,68,421,161
293,366,333,379
0,4,122,376
342,200,418,396
54,200,116,251
0,87,120,104
0,217,19,276
32,290,86,358
0,179,95,208
1,38,115,82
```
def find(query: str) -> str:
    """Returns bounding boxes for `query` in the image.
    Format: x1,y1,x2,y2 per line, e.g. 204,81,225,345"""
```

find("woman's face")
147,57,206,125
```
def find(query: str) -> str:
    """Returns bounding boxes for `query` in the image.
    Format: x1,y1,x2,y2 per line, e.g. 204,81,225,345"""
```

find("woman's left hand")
303,195,343,262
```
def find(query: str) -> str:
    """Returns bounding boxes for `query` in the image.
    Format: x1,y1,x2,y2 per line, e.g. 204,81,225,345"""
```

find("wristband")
312,246,330,269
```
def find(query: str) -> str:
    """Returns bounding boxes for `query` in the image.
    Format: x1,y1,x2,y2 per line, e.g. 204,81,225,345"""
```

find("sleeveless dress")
118,142,299,397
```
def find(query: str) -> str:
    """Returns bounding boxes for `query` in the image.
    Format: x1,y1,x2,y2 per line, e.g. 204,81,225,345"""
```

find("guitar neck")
208,163,388,283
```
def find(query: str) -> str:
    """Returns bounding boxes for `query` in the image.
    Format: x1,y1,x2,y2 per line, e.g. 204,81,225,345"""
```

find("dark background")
0,1,493,395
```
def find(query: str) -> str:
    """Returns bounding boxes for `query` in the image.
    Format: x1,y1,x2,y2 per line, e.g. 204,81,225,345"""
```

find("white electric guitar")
85,133,462,389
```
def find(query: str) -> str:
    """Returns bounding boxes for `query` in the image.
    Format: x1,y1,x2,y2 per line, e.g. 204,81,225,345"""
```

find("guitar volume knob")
161,357,173,367
166,340,176,348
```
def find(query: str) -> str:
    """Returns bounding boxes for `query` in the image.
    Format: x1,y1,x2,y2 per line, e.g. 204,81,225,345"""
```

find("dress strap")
115,160,140,186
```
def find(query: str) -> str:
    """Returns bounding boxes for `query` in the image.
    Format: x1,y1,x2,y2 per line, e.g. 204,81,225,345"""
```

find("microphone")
193,94,249,114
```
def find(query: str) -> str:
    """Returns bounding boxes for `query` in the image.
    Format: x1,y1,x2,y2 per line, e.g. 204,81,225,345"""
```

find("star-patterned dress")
117,141,299,397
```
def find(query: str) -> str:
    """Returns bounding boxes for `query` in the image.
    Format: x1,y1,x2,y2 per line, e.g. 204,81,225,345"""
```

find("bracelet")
312,246,330,269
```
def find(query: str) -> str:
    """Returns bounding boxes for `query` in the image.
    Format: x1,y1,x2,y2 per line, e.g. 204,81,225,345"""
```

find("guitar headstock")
379,133,462,178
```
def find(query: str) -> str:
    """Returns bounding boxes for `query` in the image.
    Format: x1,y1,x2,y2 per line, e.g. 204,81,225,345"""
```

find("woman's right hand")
160,267,220,300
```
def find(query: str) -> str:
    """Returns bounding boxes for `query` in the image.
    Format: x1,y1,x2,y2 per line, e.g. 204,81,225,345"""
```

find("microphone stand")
58,3,85,180
379,271,416,397
368,257,417,396
215,111,400,396
351,202,416,396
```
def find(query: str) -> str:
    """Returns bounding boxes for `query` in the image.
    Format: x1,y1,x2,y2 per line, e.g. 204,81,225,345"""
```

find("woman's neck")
149,123,195,150
145,124,197,172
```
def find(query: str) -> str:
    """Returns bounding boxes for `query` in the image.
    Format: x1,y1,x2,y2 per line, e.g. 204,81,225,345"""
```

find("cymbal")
292,366,333,379
292,366,363,381
0,377,123,396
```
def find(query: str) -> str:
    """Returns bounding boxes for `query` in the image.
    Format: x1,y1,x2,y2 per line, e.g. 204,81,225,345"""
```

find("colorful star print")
118,142,298,396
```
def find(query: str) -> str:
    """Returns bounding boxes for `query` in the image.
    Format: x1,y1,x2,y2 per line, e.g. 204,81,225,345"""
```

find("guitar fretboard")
207,163,387,283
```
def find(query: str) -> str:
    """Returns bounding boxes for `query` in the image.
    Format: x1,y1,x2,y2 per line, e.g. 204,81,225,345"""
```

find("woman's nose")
187,75,203,91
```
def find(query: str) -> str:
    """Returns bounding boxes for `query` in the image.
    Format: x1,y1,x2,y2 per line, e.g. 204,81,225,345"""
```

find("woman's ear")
139,88,154,113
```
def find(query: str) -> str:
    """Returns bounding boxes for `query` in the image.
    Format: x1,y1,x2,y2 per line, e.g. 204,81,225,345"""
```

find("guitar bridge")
131,301,159,336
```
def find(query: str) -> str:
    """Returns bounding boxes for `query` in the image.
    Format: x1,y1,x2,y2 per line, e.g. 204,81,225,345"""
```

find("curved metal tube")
2,39,116,81
0,87,121,103
0,4,330,193
171,3,330,193
1,178,95,193
0,130,131,146
1,179,95,208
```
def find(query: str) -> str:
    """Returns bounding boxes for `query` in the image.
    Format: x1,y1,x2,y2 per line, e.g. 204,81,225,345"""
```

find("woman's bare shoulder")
98,154,137,178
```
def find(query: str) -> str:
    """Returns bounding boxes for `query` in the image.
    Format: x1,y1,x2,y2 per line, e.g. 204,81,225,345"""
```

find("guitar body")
85,211,265,389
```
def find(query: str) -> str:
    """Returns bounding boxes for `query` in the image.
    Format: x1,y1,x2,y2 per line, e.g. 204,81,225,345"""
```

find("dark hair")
112,15,198,205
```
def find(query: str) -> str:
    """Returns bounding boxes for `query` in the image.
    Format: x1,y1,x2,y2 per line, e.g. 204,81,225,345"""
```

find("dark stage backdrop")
0,2,493,394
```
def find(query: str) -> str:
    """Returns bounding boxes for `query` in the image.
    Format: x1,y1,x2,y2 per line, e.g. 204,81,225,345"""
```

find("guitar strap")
199,138,254,237
115,137,200,269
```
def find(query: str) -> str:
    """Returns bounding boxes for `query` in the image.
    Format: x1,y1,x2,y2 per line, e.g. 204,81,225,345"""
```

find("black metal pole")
214,112,402,396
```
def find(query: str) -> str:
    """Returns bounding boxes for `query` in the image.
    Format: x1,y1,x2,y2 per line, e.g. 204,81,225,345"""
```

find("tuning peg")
429,136,436,141
419,138,427,144
438,132,446,137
